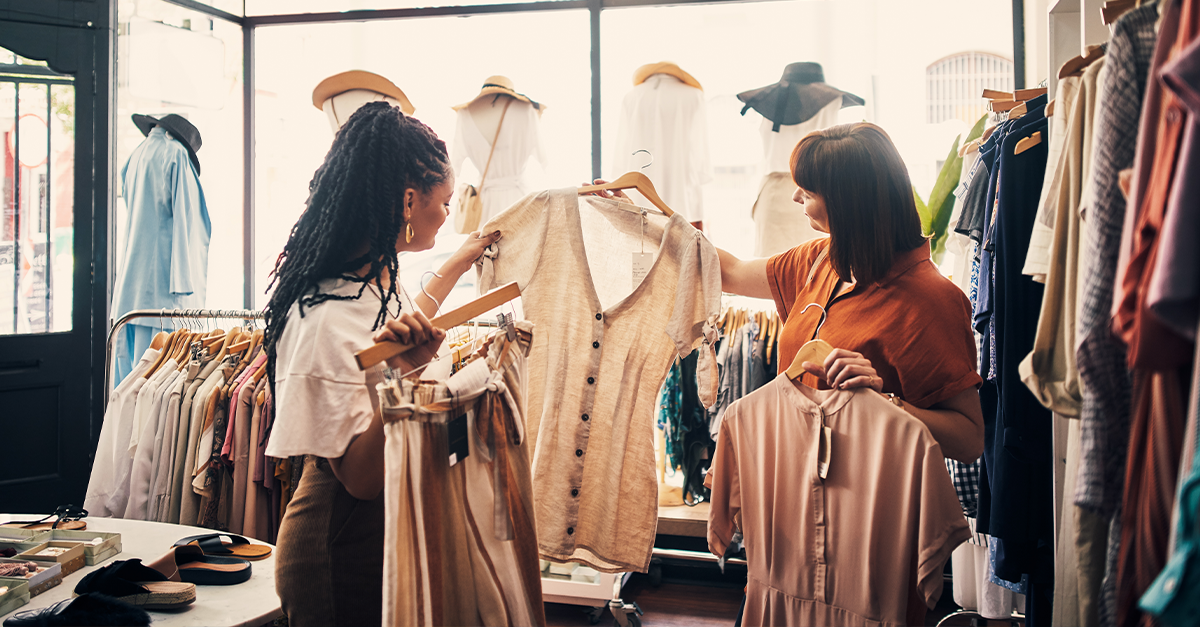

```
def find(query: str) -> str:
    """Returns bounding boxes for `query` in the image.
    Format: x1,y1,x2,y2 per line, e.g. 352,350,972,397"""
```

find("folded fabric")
3,593,151,626
73,558,196,610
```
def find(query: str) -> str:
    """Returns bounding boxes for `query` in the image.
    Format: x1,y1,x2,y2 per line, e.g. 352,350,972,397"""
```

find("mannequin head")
323,89,408,132
264,102,451,394
312,70,415,131
789,122,926,285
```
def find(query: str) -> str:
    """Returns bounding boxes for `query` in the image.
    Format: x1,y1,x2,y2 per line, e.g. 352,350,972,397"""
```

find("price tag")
633,253,654,290
448,412,469,467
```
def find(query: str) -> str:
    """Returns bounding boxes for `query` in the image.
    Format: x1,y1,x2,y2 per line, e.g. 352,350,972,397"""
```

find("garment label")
448,412,469,467
817,425,832,480
633,253,654,290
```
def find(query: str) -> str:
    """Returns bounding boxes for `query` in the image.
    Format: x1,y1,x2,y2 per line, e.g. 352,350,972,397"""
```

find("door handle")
0,359,41,375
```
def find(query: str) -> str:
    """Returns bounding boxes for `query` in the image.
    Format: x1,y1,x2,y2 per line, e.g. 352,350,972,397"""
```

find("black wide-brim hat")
132,113,202,174
737,62,865,132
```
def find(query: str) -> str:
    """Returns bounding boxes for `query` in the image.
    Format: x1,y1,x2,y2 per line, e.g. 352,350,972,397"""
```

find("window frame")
158,0,1027,308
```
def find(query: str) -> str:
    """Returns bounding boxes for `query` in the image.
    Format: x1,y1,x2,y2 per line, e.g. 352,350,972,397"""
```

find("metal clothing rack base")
104,308,265,406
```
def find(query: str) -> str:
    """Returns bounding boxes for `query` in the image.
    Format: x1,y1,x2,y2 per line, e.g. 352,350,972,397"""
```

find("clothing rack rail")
104,308,265,406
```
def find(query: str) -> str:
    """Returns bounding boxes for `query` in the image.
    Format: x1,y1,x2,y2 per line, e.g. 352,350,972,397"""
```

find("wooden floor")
545,575,744,627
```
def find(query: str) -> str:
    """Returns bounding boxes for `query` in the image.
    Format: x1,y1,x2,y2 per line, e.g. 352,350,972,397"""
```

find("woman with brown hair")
718,122,984,462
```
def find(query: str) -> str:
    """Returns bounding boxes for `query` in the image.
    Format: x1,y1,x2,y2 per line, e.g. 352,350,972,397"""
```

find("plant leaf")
924,113,988,264
914,188,930,234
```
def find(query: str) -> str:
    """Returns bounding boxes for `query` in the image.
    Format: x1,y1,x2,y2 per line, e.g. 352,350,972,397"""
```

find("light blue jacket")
112,126,211,319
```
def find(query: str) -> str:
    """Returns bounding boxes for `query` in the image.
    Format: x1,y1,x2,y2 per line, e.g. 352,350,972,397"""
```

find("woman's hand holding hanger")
374,310,446,372
803,348,885,392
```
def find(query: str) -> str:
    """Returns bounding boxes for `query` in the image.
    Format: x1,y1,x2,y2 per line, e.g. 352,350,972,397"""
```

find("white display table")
0,516,282,627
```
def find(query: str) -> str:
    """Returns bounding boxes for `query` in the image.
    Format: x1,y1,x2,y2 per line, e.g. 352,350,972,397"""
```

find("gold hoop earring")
405,224,414,244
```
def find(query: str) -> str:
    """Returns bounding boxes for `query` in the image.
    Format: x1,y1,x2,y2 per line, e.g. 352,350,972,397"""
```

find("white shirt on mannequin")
613,74,712,223
451,97,546,225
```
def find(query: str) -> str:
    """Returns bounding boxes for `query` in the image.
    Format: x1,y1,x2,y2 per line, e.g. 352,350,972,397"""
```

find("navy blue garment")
974,96,1050,538
990,107,1056,627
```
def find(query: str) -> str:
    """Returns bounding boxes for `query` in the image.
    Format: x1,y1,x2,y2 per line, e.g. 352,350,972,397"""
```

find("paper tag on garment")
817,425,833,480
953,180,969,200
633,253,654,290
448,412,469,466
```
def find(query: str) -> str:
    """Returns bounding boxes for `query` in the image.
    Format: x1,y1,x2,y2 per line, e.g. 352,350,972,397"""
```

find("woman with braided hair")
263,102,498,626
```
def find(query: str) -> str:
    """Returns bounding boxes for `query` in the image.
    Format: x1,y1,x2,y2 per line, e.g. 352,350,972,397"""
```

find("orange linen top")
767,238,982,408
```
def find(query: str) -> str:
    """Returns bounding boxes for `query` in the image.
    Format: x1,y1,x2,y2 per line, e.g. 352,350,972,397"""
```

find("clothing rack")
104,308,265,406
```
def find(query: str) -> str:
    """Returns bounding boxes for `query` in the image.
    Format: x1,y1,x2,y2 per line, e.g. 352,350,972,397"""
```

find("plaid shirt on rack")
1074,2,1159,515
946,457,982,518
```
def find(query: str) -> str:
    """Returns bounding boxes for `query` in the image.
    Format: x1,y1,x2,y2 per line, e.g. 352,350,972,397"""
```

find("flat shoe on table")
73,558,196,610
2,593,151,626
173,532,272,561
147,544,252,585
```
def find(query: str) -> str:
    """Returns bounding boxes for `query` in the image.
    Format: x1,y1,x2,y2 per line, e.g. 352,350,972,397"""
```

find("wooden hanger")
1014,87,1048,100
214,326,242,362
1102,0,1136,24
1058,44,1106,78
981,124,1000,142
989,100,1023,113
982,89,1014,100
150,331,170,351
1015,131,1043,155
144,329,182,379
1045,99,1056,118
577,172,675,217
355,282,522,370
783,303,834,382
1008,102,1029,119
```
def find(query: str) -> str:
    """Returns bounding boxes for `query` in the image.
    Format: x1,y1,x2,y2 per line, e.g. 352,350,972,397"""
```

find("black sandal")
2,504,88,531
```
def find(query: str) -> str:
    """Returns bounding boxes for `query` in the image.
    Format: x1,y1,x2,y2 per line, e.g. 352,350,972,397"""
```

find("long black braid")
263,102,451,404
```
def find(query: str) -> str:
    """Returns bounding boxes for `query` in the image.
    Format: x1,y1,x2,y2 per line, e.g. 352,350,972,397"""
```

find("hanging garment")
951,528,1025,620
751,99,842,257
612,74,712,223
767,238,982,408
945,144,981,294
1020,67,1100,417
111,127,211,384
1111,5,1197,623
984,103,1054,591
84,348,160,517
377,323,545,627
124,356,181,520
707,379,970,627
451,100,546,225
166,352,222,523
1075,0,1159,517
476,188,721,573
1148,35,1200,338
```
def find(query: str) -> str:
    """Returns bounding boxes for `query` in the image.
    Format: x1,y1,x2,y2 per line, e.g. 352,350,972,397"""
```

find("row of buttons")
568,312,603,539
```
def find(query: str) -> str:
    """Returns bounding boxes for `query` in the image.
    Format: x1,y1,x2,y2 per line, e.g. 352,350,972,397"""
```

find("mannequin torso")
466,96,519,139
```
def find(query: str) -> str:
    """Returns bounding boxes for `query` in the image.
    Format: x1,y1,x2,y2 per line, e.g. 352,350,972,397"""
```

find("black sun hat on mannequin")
132,113,202,174
737,62,864,132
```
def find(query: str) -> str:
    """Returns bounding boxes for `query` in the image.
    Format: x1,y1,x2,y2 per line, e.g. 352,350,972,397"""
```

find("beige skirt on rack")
379,323,544,627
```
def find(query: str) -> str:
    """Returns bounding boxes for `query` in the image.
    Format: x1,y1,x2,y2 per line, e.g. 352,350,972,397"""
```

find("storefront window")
600,0,1013,258
115,0,245,312
0,50,75,335
253,10,590,311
